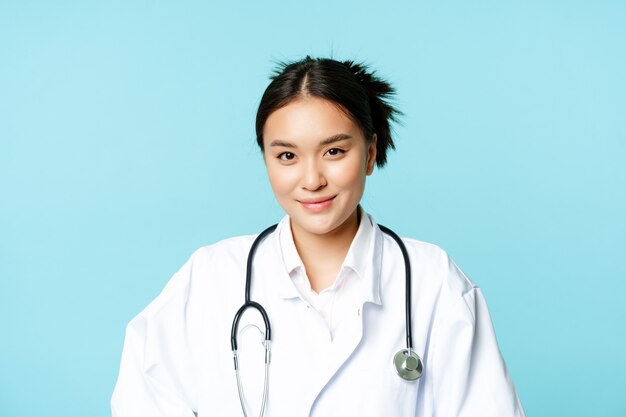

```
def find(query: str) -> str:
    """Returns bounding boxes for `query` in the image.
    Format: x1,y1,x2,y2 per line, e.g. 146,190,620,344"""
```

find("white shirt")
282,208,374,339
111,211,525,417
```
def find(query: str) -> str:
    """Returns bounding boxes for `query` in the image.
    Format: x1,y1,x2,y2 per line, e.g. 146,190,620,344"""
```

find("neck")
290,208,361,293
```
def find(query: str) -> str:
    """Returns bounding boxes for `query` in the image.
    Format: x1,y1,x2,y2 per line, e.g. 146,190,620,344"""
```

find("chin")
292,211,355,237
292,217,335,236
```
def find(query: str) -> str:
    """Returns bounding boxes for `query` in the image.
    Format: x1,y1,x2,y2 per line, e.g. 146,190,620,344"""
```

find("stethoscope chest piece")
393,349,423,381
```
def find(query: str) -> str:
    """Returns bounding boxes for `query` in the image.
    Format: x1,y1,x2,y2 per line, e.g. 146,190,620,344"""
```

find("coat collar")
271,208,382,306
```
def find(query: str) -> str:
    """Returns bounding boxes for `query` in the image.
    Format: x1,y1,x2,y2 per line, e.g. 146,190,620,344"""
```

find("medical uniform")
111,211,525,417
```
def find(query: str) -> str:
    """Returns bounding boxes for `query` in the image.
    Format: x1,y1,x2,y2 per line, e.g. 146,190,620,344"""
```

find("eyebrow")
269,133,352,148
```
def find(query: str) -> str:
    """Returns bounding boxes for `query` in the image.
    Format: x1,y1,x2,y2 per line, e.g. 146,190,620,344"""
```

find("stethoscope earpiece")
393,349,423,381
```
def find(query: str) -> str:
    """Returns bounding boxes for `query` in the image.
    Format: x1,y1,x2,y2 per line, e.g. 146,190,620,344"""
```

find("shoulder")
383,231,477,297
370,211,476,295
188,233,258,266
394,232,476,294
387,237,484,331
137,233,260,317
187,221,284,272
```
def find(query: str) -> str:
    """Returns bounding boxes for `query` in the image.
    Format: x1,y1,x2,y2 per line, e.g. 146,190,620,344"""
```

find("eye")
278,152,296,161
326,148,346,157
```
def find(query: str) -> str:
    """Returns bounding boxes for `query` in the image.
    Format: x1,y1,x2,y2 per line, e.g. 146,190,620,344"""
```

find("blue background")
1,1,625,416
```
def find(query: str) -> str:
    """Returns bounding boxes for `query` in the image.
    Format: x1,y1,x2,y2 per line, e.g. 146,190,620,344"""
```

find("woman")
111,56,525,416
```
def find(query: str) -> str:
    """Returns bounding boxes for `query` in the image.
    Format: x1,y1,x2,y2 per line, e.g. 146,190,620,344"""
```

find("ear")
366,133,377,175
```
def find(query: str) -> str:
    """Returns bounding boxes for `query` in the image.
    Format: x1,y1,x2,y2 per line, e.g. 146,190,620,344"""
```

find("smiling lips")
298,196,336,212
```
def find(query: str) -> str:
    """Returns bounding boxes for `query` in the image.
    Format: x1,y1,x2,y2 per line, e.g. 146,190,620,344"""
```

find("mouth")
298,196,336,212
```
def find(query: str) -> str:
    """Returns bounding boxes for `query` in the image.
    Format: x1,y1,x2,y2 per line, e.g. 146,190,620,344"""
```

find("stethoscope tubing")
230,223,277,352
245,225,278,303
377,224,413,352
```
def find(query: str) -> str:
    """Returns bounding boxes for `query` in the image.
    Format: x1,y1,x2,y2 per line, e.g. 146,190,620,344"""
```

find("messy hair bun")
255,56,402,167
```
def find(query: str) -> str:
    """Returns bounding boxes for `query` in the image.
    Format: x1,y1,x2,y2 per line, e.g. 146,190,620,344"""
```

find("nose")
300,158,327,191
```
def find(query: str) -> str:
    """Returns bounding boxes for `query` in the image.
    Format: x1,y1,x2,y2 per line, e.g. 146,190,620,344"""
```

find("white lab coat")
111,212,525,417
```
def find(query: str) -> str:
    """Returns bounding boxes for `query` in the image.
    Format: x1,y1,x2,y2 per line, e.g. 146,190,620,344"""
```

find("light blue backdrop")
1,1,624,416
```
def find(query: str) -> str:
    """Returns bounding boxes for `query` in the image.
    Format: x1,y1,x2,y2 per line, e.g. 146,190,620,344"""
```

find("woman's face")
263,97,377,237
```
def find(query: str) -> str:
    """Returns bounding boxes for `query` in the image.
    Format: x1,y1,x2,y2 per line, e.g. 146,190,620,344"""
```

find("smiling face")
262,96,377,238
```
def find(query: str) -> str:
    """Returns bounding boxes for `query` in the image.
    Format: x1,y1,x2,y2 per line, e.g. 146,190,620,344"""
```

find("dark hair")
255,56,401,167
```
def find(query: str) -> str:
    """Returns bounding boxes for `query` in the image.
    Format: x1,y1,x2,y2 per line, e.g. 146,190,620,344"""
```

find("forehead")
263,97,361,144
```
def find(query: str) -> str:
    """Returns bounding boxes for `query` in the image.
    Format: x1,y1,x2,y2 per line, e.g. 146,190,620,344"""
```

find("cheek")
266,163,299,196
328,157,366,190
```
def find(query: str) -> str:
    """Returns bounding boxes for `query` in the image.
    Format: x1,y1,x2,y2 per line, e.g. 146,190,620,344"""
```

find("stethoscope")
230,223,423,417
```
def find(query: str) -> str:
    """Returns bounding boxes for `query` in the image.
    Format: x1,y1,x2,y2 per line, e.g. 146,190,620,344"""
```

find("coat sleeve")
428,259,525,417
111,256,200,417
